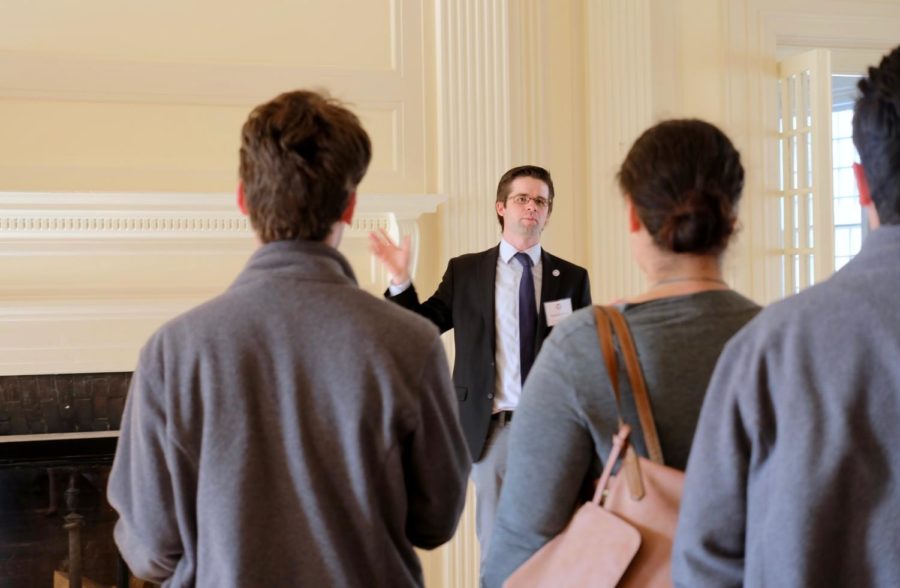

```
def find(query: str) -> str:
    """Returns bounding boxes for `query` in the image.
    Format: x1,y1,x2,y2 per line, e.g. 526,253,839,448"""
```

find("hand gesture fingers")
368,228,411,284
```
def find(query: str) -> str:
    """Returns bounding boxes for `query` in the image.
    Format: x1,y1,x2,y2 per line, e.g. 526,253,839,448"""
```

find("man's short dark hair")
494,165,555,229
239,90,372,242
853,47,900,226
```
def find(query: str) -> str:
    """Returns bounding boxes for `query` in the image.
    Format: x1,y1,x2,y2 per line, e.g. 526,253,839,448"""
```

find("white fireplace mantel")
0,191,446,376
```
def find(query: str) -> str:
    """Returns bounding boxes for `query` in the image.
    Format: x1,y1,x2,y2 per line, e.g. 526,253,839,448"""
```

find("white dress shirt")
493,239,541,412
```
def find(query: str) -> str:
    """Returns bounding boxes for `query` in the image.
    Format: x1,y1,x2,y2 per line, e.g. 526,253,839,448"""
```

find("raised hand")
368,228,412,285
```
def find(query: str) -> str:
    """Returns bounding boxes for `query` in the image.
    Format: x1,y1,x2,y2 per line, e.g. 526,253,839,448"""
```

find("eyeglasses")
507,194,550,209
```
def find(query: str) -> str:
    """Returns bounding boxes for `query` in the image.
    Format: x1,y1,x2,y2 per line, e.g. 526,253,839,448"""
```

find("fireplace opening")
0,373,152,588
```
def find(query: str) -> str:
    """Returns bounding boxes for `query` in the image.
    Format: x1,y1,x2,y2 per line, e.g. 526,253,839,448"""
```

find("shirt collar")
499,239,542,265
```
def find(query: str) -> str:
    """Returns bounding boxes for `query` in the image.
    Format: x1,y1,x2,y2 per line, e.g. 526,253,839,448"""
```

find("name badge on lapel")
544,298,573,327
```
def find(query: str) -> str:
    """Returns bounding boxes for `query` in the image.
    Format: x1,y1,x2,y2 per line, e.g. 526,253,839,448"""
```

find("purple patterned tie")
515,252,537,385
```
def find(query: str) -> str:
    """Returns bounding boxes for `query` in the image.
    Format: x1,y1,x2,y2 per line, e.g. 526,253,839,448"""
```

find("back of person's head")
239,90,372,243
618,119,744,256
495,165,555,229
853,47,900,226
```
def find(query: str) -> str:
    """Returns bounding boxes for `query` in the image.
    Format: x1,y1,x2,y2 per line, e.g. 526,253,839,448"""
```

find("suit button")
487,394,494,399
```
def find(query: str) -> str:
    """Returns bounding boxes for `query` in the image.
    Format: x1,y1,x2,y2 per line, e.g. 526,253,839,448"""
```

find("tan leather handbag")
504,306,683,588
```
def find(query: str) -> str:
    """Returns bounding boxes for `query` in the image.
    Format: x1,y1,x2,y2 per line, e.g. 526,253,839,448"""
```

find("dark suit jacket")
386,245,592,461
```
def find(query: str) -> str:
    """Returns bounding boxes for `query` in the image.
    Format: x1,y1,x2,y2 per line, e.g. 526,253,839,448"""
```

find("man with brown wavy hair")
238,90,371,243
109,90,470,587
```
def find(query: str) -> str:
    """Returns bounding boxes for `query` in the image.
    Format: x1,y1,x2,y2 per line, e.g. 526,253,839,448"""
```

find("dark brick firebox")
0,372,136,588
0,373,131,436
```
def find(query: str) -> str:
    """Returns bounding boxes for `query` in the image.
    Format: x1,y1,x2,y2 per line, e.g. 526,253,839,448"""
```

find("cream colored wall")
0,0,435,332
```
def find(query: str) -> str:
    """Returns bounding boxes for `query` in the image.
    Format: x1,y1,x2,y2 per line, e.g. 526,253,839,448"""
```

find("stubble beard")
501,212,545,244
517,218,542,238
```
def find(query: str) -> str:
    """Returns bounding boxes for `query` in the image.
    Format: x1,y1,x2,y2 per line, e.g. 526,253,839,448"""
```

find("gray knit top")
482,290,760,587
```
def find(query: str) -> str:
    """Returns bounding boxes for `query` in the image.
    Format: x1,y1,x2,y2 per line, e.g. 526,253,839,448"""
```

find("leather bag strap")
605,306,664,465
594,306,625,424
593,307,646,499
593,306,665,465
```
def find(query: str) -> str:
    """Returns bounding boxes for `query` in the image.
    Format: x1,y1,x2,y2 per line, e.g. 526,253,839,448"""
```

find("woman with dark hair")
481,119,761,587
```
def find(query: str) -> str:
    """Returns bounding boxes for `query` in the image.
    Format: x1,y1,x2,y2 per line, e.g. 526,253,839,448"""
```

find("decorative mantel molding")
0,191,444,238
0,191,445,376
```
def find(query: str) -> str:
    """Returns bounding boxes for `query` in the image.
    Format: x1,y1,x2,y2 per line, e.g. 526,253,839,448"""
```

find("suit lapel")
539,250,561,305
480,246,500,356
537,249,560,346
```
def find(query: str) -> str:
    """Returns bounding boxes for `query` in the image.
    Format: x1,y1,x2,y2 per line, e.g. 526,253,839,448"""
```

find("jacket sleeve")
107,346,193,584
385,261,455,334
481,326,594,587
403,336,472,548
672,334,757,588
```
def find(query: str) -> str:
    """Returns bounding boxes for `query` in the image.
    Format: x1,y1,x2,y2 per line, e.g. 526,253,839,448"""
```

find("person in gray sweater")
107,90,471,587
482,119,760,587
673,46,900,588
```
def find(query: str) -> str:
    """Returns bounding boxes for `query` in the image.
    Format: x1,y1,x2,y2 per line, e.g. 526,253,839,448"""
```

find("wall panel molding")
0,0,429,194
437,0,511,260
506,0,591,274
432,1,513,584
587,0,654,304
0,51,407,105
508,0,545,166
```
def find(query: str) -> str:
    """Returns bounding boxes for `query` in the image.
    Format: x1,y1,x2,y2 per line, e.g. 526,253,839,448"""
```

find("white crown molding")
356,193,446,218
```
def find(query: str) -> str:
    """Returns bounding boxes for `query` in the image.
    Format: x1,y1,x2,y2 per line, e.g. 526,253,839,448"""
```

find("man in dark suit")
369,165,591,558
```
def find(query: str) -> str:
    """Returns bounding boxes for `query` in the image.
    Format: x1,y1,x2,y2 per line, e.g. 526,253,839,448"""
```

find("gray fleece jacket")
674,225,900,587
108,240,471,587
